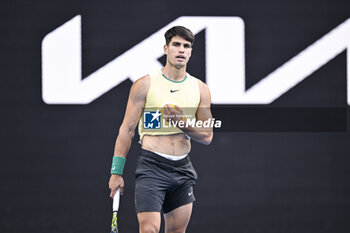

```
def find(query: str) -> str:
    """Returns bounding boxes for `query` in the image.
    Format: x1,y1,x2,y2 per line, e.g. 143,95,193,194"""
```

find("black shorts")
135,149,198,214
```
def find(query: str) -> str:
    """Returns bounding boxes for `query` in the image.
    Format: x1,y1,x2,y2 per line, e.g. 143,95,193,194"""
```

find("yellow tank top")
138,69,200,141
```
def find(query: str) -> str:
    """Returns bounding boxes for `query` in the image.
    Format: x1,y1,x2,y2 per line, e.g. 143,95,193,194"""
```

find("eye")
184,44,191,48
172,42,180,46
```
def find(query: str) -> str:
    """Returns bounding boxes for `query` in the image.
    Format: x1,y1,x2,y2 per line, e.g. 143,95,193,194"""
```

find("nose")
179,46,185,53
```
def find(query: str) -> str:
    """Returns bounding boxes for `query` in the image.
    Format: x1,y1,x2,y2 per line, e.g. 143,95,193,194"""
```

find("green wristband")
111,156,126,175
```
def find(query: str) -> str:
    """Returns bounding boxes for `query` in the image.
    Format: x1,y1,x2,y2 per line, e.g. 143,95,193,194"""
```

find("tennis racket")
110,188,120,233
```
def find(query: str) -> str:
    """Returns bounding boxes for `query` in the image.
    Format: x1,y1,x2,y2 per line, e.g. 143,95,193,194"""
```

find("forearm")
110,125,134,178
113,124,136,157
180,124,213,145
109,123,136,197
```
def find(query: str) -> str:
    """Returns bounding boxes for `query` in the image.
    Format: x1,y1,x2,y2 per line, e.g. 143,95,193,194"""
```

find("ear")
164,44,168,55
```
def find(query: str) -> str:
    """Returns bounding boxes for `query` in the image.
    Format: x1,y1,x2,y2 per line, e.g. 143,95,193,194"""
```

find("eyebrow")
171,41,192,47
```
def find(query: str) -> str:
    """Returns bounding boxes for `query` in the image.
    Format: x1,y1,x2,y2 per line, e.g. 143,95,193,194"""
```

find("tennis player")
108,26,213,233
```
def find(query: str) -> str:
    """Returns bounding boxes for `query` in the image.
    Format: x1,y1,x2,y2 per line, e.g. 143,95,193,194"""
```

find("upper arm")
196,80,213,122
120,75,150,132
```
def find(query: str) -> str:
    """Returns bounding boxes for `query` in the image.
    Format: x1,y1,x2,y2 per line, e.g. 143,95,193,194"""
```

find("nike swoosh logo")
170,89,180,93
188,192,193,196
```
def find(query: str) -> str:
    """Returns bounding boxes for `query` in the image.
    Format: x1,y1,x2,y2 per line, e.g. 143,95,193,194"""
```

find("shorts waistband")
140,149,191,166
154,151,188,161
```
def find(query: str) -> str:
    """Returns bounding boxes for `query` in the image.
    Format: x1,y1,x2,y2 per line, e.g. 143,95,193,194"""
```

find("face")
164,36,192,69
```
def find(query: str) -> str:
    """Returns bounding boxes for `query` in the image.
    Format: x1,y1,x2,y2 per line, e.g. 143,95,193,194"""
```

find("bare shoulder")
130,75,151,99
133,74,151,89
196,79,211,97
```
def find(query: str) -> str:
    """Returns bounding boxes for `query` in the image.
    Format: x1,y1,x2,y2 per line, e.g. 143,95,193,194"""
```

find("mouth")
175,55,186,60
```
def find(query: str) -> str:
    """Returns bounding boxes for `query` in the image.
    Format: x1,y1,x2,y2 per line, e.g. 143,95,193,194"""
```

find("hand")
109,174,124,198
163,104,185,122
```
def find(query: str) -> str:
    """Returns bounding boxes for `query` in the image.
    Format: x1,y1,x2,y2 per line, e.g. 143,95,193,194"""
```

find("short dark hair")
164,26,195,46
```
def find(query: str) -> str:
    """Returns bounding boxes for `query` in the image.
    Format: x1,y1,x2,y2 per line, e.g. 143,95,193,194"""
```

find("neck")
161,64,187,81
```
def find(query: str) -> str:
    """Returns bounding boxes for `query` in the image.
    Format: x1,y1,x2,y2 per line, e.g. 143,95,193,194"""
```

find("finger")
110,188,116,198
120,186,124,196
170,105,177,113
111,185,120,198
163,108,171,120
174,104,181,111
165,105,172,114
163,109,168,120
167,107,176,115
165,104,172,111
163,106,169,114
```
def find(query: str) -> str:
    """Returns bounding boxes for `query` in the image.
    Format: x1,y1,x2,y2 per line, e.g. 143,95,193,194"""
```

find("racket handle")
113,188,120,212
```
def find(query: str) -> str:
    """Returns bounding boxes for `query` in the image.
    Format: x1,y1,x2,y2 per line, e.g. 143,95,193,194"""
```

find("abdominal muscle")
141,133,191,156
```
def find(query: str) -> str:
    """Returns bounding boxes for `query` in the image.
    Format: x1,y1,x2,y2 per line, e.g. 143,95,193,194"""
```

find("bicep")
196,81,212,121
121,98,144,132
120,77,149,131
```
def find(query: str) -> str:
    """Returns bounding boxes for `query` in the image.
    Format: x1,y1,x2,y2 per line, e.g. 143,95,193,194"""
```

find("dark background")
1,0,350,232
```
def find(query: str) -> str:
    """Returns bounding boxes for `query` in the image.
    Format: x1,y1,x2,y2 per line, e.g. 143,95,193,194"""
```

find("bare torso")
141,133,191,156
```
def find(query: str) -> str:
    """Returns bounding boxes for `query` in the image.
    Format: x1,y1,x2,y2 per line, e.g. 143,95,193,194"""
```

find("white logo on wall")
42,16,350,105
